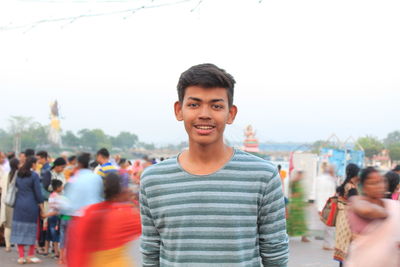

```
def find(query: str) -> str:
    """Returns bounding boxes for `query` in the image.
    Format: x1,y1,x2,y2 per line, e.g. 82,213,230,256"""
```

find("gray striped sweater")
140,149,289,267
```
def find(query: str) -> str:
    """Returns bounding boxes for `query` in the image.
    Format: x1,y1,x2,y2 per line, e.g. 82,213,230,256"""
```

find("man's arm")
140,183,161,267
259,169,289,267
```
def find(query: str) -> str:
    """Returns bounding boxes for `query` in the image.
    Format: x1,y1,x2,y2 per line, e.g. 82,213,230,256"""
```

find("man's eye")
188,103,198,107
213,105,223,109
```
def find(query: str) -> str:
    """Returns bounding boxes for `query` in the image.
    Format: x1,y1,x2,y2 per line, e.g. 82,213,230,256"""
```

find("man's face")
96,155,106,165
36,156,47,165
174,86,237,147
54,165,66,173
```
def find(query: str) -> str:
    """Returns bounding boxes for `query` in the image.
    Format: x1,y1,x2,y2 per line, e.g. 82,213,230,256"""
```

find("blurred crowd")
0,148,150,265
285,162,400,267
1,146,400,267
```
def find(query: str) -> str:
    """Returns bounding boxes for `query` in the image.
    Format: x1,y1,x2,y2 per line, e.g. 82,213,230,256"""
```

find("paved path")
0,238,337,267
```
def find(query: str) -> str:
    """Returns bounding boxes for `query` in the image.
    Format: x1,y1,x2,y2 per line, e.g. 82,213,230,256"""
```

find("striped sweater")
140,149,289,267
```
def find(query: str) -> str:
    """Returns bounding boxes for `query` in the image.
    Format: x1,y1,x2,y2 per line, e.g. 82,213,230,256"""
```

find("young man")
95,148,118,178
140,63,289,266
36,151,51,178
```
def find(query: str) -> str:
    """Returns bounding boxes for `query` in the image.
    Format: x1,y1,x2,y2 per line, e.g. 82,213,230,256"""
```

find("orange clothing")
67,201,141,267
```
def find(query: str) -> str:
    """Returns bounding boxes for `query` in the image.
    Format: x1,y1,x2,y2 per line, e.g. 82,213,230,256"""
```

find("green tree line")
0,116,139,153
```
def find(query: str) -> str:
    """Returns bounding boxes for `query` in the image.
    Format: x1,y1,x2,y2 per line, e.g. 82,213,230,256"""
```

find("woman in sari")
346,167,400,267
334,163,360,266
287,170,309,242
67,172,141,267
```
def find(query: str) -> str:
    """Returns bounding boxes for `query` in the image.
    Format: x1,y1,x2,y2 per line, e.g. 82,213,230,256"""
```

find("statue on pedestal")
243,125,260,153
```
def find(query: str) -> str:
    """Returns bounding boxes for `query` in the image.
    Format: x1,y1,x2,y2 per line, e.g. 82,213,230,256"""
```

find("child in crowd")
43,179,63,259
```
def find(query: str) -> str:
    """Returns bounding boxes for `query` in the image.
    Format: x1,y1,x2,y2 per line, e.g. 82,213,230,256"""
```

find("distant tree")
357,136,384,158
387,143,400,162
138,142,156,150
78,128,111,151
6,116,50,151
0,128,13,151
21,122,49,149
384,131,400,146
62,131,80,148
8,116,33,135
111,131,138,149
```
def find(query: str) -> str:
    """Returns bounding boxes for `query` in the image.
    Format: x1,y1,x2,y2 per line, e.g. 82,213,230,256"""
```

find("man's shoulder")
141,157,179,181
232,149,278,174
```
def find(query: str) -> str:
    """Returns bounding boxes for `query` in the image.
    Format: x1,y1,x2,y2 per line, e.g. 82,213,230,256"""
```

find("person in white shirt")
316,163,337,250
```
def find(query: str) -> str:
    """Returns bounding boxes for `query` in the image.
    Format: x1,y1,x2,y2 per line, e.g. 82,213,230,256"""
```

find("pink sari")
346,199,400,267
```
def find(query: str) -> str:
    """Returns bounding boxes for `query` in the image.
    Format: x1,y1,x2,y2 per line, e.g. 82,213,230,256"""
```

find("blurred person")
316,163,337,250
95,148,118,178
334,163,360,266
42,157,66,196
18,152,26,167
1,151,10,173
89,160,99,171
42,180,63,258
140,63,288,266
24,149,35,158
1,158,19,252
287,170,309,242
392,164,400,175
7,151,16,161
10,157,45,264
346,167,400,267
130,160,143,183
118,158,131,171
384,171,400,200
64,155,77,182
112,154,121,166
67,172,141,267
118,158,132,178
36,151,51,178
59,152,103,264
35,150,51,254
278,164,288,201
142,156,153,170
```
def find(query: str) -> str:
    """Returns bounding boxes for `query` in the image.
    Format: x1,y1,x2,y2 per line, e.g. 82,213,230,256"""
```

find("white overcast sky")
1,0,399,145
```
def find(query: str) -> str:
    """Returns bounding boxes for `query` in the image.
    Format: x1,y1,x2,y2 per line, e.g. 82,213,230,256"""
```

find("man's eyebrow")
186,97,225,103
187,97,202,102
210,99,225,103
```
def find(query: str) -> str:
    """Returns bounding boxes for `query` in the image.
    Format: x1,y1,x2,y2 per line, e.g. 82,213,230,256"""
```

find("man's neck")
179,139,234,175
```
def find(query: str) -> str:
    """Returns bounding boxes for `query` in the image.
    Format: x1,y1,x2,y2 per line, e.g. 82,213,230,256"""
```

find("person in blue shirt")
58,152,104,264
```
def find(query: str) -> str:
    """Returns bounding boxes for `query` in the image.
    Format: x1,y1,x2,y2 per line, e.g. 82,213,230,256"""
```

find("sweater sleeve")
140,182,161,267
259,169,289,267
33,173,44,204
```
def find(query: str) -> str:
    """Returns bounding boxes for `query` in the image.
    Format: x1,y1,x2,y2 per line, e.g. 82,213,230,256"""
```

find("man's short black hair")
25,149,35,157
177,63,235,107
78,153,91,169
96,148,110,158
36,150,48,159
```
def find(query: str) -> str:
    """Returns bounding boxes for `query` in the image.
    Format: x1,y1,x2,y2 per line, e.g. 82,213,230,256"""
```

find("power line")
0,0,199,32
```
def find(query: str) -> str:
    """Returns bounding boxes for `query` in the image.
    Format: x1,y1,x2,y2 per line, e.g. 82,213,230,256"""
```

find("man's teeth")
197,126,213,130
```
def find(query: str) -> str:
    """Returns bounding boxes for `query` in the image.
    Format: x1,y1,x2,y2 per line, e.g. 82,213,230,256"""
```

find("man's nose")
198,105,211,119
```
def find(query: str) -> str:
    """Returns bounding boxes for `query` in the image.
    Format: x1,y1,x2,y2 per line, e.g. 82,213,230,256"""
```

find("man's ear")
174,101,183,121
227,105,238,125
